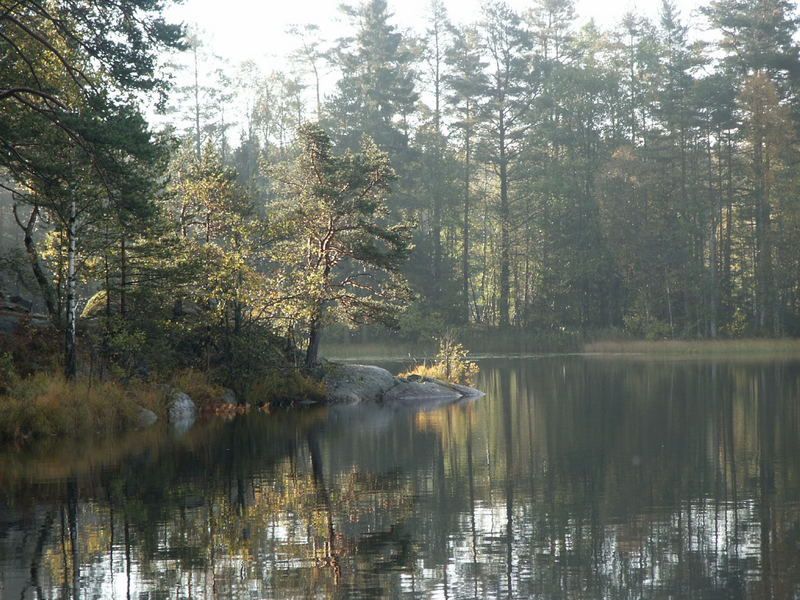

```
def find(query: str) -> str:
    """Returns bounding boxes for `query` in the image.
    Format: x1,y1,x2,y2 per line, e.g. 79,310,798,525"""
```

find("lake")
1,355,800,599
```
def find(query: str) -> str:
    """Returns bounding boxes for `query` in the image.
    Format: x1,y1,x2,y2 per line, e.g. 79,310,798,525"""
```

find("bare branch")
0,87,68,109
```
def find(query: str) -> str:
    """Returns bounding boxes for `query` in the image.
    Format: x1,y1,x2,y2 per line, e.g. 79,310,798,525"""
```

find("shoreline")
0,359,483,450
581,338,800,355
323,337,800,362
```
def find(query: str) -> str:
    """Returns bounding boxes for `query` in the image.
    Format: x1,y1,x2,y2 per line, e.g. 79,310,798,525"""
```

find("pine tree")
703,0,800,334
446,24,487,323
477,2,533,326
325,0,419,153
271,124,413,369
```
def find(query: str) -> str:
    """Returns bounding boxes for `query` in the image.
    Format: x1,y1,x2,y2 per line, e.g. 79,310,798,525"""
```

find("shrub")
169,368,227,411
245,369,327,406
0,325,61,378
400,331,479,385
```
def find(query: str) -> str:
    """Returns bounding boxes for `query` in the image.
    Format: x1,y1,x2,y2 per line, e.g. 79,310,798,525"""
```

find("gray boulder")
322,363,399,404
0,312,51,334
423,378,484,398
167,390,197,433
135,405,158,428
382,380,463,404
222,388,237,405
8,295,32,312
0,312,20,334
0,294,50,334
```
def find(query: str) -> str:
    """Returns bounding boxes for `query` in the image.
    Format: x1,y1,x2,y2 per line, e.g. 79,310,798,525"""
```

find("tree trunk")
431,19,443,291
498,112,510,327
13,204,59,322
754,131,774,334
710,128,720,338
722,131,734,327
305,314,322,371
65,200,78,380
312,62,322,121
462,110,471,324
193,43,201,161
119,234,127,318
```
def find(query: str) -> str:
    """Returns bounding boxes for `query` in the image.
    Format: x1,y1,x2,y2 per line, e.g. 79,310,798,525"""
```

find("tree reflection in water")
1,357,799,599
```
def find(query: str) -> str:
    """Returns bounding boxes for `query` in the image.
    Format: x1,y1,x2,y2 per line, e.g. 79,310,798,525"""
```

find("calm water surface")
2,356,800,599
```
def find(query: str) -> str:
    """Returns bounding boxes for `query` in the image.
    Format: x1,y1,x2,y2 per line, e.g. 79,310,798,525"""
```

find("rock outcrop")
0,293,51,334
322,363,484,405
321,363,399,403
382,380,463,403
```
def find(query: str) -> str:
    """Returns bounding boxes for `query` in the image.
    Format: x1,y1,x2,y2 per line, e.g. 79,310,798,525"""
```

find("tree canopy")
271,123,413,368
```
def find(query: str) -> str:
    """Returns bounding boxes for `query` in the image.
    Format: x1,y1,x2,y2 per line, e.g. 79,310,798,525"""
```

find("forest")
3,0,800,387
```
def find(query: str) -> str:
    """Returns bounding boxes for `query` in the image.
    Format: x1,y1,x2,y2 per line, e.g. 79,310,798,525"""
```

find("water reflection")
1,357,800,599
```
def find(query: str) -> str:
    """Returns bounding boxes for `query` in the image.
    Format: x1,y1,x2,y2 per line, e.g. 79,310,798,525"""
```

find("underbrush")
167,368,327,410
0,373,165,445
244,369,327,406
169,368,228,411
0,327,61,389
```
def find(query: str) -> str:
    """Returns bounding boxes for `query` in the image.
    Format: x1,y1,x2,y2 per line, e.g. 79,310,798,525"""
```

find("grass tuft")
399,332,479,385
0,373,166,445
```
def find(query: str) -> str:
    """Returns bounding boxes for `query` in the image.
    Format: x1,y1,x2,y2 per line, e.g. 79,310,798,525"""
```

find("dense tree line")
213,0,800,340
5,0,800,384
0,1,414,381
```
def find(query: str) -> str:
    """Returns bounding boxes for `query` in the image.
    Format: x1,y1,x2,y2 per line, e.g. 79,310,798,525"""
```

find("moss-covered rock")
80,290,108,319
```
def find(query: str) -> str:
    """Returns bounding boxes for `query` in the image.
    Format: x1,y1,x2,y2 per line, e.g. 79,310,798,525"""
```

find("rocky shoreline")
320,363,484,405
148,362,483,434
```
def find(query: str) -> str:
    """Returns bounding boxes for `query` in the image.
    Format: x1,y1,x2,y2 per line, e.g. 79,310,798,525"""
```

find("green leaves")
270,124,413,364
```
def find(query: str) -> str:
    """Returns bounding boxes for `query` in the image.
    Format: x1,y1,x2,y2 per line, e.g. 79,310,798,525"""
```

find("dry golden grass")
0,373,166,444
398,362,449,381
400,334,480,385
169,368,227,411
399,361,480,385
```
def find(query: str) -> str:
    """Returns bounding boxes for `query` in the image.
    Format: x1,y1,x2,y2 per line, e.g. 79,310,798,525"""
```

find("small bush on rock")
401,332,479,385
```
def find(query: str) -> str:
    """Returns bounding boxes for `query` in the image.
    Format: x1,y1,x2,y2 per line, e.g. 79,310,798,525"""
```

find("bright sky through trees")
157,0,703,141
164,0,702,72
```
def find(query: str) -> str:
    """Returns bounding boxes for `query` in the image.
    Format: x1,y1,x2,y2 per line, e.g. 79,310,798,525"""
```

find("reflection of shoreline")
0,391,476,496
0,407,334,490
